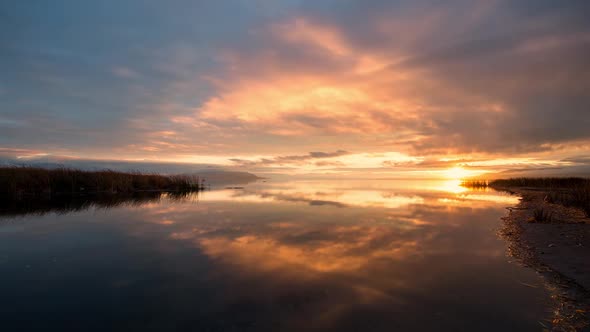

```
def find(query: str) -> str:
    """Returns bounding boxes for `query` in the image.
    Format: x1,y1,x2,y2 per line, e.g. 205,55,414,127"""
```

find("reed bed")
0,166,203,197
461,177,590,189
462,177,590,216
487,177,590,189
459,179,490,189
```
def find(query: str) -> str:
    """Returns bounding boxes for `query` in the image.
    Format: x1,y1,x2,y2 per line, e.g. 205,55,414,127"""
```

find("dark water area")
0,179,553,331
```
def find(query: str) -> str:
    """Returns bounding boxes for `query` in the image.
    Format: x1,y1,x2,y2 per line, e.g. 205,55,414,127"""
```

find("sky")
1,0,589,178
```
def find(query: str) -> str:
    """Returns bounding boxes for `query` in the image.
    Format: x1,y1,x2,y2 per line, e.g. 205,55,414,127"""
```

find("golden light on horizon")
443,167,484,180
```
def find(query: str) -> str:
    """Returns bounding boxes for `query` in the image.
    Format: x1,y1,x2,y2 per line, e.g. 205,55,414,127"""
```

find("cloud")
187,0,590,157
111,66,139,79
561,156,590,164
1,0,590,171
230,150,350,167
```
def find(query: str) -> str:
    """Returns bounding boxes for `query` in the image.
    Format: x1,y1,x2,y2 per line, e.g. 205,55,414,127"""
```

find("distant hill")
0,157,264,185
194,170,263,185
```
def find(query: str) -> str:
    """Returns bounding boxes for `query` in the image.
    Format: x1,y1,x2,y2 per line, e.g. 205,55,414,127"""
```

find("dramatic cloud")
1,0,589,176
194,2,590,156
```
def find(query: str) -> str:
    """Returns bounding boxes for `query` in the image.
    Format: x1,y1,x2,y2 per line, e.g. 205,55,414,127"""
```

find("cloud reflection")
0,178,547,330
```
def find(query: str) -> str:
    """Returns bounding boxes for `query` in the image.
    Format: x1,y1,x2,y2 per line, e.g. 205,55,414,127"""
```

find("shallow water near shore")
0,179,555,331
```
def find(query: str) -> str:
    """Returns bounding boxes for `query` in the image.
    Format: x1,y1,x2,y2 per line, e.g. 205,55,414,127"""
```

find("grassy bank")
0,167,203,197
462,177,590,216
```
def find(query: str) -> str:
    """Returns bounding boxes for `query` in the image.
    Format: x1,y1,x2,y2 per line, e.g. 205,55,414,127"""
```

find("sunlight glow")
432,179,468,194
443,167,483,180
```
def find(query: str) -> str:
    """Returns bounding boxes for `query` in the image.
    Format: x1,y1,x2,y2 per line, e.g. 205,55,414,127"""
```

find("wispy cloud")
230,150,350,167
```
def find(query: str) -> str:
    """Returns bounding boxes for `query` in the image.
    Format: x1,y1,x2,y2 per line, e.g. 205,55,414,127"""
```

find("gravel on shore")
498,187,590,331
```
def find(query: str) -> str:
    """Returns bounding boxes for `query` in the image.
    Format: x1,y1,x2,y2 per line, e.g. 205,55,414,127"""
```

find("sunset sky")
1,1,589,178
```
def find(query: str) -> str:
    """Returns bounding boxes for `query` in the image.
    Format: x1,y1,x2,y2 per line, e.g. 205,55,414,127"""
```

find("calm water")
0,179,551,331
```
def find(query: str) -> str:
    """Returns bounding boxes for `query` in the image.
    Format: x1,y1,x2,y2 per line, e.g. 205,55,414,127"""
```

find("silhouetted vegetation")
460,180,489,189
0,191,195,218
462,177,590,216
532,207,553,223
0,167,203,198
485,177,590,189
544,186,590,217
2,192,151,218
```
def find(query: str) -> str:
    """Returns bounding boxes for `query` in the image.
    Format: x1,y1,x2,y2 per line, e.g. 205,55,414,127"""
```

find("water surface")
0,179,551,331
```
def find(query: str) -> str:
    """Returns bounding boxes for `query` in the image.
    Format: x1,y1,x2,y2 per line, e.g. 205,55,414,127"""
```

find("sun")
443,166,476,180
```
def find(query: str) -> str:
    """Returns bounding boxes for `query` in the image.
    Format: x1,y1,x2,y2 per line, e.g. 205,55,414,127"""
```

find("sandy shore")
498,187,590,331
500,188,590,288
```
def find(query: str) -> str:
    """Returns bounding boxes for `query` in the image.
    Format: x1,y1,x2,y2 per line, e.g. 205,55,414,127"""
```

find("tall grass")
545,185,590,217
487,177,590,189
532,207,553,223
0,166,203,197
462,177,590,217
461,177,590,189
459,179,489,189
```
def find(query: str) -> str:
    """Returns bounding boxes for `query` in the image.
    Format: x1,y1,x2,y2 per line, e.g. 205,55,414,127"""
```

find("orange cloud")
185,14,522,160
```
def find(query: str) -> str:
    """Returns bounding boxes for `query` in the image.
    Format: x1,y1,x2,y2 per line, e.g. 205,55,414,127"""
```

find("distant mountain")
0,157,264,185
194,170,263,185
0,157,216,174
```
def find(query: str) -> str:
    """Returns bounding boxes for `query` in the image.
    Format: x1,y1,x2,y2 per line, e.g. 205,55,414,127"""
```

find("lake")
0,179,552,331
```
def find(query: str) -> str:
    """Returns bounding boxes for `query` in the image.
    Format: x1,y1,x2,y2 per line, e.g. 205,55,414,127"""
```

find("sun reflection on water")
435,179,468,194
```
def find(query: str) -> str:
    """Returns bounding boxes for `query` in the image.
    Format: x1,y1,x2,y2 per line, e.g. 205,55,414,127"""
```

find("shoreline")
497,187,590,330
